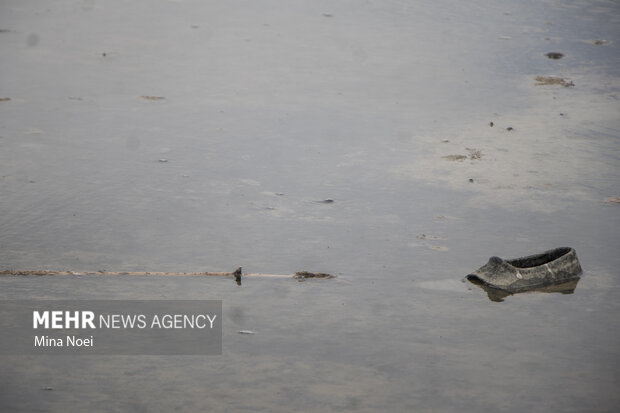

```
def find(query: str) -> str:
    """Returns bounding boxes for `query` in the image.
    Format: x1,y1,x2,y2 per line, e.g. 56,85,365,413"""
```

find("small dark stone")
469,178,474,183
489,121,494,127
545,52,564,59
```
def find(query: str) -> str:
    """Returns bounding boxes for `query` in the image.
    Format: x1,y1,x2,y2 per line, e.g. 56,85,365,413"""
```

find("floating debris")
506,126,514,131
468,178,474,183
294,271,334,280
534,76,575,87
2,268,337,285
545,52,564,59
0,97,11,102
489,121,494,127
592,40,608,45
466,148,482,160
158,159,168,163
315,199,334,204
233,267,242,286
443,154,467,161
603,196,620,204
417,234,446,241
238,330,256,335
322,13,333,18
443,149,481,161
141,96,166,101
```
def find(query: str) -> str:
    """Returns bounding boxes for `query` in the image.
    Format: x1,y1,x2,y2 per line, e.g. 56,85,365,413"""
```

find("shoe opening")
466,274,485,284
507,247,572,269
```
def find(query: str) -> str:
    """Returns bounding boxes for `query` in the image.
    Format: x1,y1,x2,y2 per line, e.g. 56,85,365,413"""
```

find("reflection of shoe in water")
468,276,580,302
466,247,582,293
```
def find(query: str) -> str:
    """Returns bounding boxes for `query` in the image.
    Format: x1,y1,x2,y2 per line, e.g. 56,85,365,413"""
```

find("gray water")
1,0,619,411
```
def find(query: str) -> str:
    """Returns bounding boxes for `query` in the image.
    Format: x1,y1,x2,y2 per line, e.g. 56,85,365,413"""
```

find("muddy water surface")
1,0,619,411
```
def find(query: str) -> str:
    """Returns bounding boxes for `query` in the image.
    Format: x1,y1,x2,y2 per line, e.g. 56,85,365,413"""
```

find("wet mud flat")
1,0,620,412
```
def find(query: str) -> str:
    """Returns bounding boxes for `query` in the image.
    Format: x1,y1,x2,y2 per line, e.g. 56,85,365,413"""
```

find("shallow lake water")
1,0,619,411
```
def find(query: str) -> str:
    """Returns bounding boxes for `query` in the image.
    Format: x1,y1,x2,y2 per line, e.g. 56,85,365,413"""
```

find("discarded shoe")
466,247,582,293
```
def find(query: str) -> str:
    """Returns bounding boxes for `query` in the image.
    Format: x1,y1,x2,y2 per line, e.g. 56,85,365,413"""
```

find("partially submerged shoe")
466,247,582,293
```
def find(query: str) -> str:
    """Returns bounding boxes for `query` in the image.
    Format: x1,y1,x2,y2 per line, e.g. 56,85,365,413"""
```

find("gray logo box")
0,300,222,355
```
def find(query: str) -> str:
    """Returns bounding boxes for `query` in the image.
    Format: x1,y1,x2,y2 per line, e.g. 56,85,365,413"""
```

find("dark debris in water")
534,76,575,87
443,148,482,162
294,271,334,281
545,52,564,59
466,148,482,159
233,267,242,286
443,154,467,161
